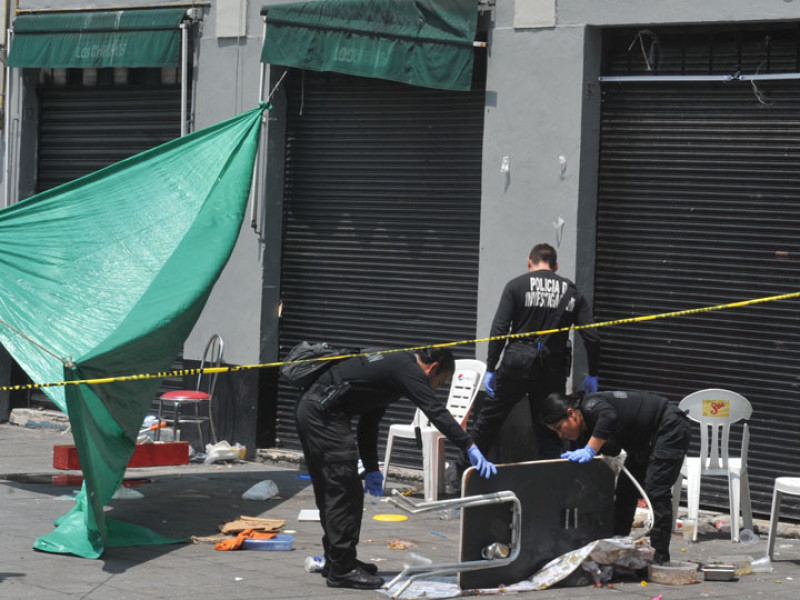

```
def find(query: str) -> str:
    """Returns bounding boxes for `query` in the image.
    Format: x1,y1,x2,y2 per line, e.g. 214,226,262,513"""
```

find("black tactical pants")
613,403,692,560
471,360,567,461
295,392,363,573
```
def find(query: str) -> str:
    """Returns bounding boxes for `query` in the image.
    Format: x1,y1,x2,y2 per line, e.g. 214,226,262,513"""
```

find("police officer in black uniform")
296,347,496,590
541,390,692,564
470,243,600,462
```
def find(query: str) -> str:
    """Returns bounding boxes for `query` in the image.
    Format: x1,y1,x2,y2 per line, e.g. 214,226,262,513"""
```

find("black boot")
653,550,671,565
326,565,385,589
321,559,378,577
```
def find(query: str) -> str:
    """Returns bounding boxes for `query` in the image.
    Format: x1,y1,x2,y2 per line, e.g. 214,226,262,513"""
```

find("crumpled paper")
379,536,654,599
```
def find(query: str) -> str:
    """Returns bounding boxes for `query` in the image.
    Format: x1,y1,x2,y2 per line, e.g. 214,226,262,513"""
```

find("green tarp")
0,105,266,558
260,0,478,91
7,8,187,68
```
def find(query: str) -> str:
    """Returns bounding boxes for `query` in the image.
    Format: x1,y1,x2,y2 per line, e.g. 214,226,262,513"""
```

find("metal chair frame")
384,489,521,599
156,333,224,448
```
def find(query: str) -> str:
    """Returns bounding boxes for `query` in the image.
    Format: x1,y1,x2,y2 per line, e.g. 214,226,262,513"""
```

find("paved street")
2,421,799,599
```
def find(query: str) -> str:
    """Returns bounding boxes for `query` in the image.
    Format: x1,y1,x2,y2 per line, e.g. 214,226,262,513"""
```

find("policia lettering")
525,277,576,310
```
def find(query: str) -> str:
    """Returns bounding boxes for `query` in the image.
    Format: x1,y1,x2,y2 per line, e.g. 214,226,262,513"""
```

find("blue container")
241,534,294,551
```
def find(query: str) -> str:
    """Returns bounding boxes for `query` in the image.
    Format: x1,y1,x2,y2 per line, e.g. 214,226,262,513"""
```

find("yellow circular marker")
373,514,409,522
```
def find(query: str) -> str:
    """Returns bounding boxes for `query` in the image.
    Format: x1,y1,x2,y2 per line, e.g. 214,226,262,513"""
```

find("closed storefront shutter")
37,84,181,192
275,70,485,468
595,79,800,518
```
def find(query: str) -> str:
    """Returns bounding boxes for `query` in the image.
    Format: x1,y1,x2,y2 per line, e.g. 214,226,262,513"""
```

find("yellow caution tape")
1,290,799,392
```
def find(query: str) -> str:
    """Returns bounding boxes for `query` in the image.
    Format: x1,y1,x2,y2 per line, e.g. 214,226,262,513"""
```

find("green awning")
260,0,479,92
7,8,187,69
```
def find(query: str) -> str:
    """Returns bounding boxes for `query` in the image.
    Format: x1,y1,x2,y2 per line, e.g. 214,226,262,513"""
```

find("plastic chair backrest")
678,388,752,471
196,334,225,397
418,359,486,428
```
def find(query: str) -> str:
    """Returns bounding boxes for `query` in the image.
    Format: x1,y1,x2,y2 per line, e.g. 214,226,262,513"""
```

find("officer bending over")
541,390,691,564
296,347,497,590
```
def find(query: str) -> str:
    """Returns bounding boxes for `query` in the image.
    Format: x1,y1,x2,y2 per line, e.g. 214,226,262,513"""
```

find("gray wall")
6,0,800,398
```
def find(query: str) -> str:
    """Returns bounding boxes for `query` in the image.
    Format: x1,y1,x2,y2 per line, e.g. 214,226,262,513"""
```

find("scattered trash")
220,516,284,535
111,486,144,500
297,474,312,480
751,555,773,573
137,415,167,443
481,542,510,560
191,533,230,544
241,480,279,500
215,529,278,551
204,440,245,464
739,528,760,544
648,560,699,585
190,451,207,463
438,508,459,521
298,509,320,521
715,520,731,533
403,551,432,568
241,534,294,551
708,555,753,576
388,538,417,550
681,518,696,542
702,564,736,581
429,530,447,539
305,555,325,572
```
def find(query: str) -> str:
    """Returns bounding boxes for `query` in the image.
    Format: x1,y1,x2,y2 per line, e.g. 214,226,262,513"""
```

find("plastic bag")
242,480,280,500
204,441,244,464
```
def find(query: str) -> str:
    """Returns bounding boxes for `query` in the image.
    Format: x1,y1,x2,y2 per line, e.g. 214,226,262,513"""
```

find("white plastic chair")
671,388,753,542
381,359,486,501
767,477,800,560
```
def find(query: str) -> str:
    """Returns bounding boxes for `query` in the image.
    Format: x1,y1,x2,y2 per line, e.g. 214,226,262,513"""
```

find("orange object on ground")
215,529,277,551
53,442,190,470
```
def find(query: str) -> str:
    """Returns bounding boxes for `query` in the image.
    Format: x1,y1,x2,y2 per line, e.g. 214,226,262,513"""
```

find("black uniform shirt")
486,269,600,373
579,391,668,457
317,351,472,471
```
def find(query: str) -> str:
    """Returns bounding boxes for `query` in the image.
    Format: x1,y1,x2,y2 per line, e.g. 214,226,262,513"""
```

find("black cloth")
578,391,692,559
295,351,472,572
472,269,600,459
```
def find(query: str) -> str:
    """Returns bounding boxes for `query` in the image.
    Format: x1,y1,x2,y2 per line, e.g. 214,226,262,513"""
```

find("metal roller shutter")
275,70,485,469
35,77,182,410
595,80,800,519
37,84,181,192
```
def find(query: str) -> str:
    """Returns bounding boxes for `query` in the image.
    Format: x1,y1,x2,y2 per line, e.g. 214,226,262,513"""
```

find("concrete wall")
6,0,800,425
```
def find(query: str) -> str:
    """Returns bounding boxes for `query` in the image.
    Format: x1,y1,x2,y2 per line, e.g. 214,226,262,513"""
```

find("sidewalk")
1,421,799,599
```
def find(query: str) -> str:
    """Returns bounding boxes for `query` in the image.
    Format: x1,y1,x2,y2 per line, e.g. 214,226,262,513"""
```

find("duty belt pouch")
305,365,351,411
306,381,351,411
500,286,576,380
501,340,547,379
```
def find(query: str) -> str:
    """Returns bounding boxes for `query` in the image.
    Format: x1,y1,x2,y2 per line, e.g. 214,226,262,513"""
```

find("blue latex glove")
484,371,497,398
582,375,599,393
364,470,384,497
467,444,497,479
561,445,597,463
